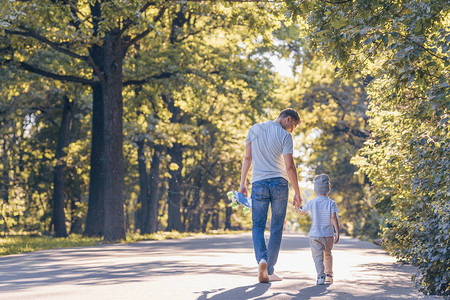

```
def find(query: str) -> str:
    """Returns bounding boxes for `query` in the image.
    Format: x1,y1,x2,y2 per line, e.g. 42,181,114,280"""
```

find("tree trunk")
1,133,10,235
52,96,73,237
84,83,105,237
212,210,219,230
2,137,8,204
70,192,83,234
225,206,232,230
102,30,125,241
167,143,183,232
143,146,162,234
188,210,201,232
188,171,202,232
163,8,188,233
135,139,148,232
0,212,8,236
201,211,210,232
182,193,189,230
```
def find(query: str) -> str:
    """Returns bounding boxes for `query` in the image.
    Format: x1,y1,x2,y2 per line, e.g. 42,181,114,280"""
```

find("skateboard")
227,191,252,213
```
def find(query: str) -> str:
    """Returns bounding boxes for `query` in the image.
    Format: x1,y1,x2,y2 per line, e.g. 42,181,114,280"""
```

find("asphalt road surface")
0,232,441,300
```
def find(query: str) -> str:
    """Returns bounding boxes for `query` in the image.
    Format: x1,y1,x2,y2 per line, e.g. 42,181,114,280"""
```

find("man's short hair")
278,108,300,122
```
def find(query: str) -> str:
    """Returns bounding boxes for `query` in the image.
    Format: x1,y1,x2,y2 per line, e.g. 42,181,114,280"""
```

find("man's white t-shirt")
303,195,339,237
246,121,293,183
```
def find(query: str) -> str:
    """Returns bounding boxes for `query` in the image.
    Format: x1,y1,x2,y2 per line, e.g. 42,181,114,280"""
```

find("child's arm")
331,212,340,243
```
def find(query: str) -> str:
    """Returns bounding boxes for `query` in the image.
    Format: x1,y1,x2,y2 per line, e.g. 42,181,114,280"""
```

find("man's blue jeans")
251,177,288,275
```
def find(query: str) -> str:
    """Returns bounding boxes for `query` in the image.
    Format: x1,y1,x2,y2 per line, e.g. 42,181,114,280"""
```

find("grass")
0,234,103,256
0,230,248,257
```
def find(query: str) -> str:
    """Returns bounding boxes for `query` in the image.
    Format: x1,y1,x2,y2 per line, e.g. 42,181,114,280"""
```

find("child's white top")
303,195,339,237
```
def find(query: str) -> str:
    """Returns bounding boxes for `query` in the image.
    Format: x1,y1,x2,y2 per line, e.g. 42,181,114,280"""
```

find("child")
296,174,340,285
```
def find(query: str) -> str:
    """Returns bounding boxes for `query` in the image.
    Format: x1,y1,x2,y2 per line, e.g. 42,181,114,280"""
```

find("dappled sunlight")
0,233,439,299
1,0,447,296
0,235,259,292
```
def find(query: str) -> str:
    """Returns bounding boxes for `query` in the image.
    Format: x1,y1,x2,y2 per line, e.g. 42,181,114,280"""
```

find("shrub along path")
0,232,441,299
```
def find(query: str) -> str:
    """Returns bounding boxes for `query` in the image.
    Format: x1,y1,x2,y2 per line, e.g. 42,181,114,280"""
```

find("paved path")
0,233,440,300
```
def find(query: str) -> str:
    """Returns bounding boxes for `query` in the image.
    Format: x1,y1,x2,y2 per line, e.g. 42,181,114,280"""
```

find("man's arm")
331,212,340,243
283,153,302,207
239,142,252,197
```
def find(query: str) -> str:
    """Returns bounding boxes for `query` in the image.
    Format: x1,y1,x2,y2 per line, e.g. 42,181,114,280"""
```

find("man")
240,108,302,283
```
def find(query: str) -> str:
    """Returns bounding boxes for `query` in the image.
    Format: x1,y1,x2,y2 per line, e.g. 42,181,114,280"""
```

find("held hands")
293,193,302,208
293,193,307,216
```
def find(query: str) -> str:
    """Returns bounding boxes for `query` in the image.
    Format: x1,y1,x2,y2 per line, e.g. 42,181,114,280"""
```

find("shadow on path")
0,258,258,292
0,233,311,293
291,284,331,299
0,233,436,300
197,283,271,300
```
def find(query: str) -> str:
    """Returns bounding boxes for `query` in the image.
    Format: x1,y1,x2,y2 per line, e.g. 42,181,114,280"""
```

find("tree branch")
333,123,370,139
125,28,151,49
123,71,178,86
123,68,220,86
2,58,94,85
123,6,166,52
56,0,93,26
121,1,157,35
87,50,105,82
6,26,104,82
58,0,87,19
400,33,447,62
168,0,275,2
5,28,89,62
323,0,352,4
174,23,227,43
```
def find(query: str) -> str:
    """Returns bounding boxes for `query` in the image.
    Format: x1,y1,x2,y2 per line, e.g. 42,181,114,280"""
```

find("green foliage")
352,86,449,295
275,46,379,238
0,65,91,235
0,1,293,235
285,0,449,295
119,2,288,231
3,3,446,296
